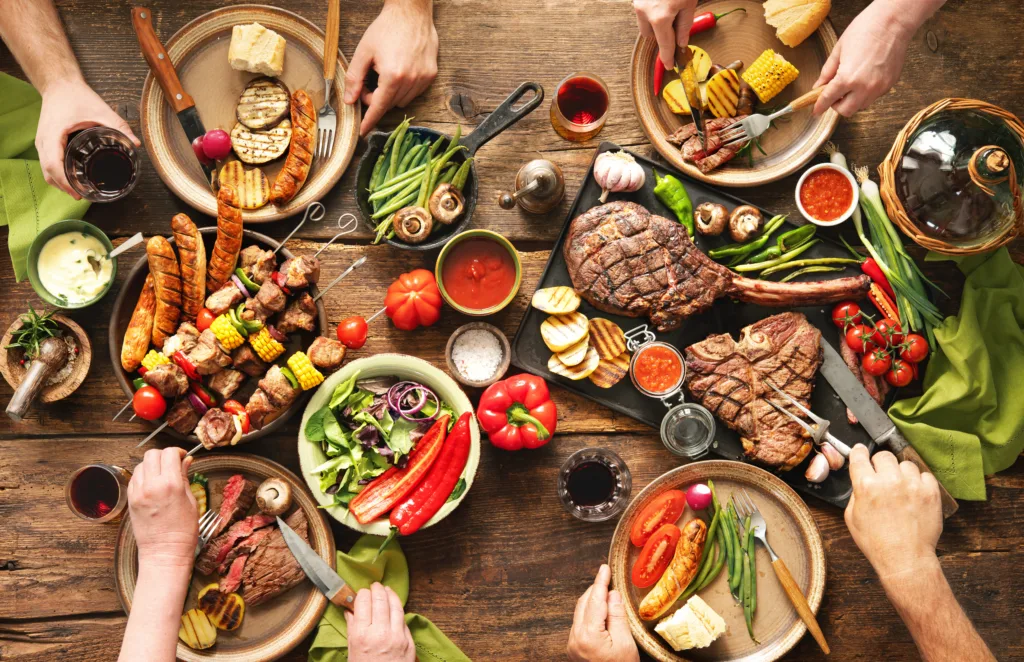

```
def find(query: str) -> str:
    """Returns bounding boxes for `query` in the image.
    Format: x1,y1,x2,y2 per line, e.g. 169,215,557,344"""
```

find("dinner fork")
195,509,223,559
315,0,341,160
764,380,852,457
718,88,824,148
733,489,830,655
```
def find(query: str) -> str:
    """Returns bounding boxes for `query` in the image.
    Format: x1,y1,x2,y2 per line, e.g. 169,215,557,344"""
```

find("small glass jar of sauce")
629,341,685,397
557,448,632,522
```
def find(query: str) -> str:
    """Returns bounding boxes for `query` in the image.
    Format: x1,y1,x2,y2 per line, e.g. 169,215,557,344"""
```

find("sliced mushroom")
428,183,465,225
694,202,728,236
393,206,434,244
255,477,292,516
728,205,764,242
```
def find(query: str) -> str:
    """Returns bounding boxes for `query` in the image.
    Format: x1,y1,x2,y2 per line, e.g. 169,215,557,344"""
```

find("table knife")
131,7,216,189
675,48,707,153
277,516,358,610
819,338,959,518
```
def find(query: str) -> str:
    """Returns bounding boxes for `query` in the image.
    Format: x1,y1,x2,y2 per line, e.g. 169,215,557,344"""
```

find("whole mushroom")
694,202,728,236
393,206,434,244
428,183,466,225
728,205,764,242
255,477,293,516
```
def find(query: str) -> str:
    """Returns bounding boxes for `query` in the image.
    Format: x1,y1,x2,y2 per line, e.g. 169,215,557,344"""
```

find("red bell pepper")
390,412,472,536
190,381,217,408
270,271,292,295
223,399,249,434
383,268,442,331
477,374,557,451
173,351,200,382
347,414,449,524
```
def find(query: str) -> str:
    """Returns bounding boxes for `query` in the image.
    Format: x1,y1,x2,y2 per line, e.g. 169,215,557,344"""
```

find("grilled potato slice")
236,77,290,130
231,119,292,165
548,346,600,381
179,608,217,650
198,586,245,631
706,68,742,119
218,160,271,209
531,286,581,315
589,350,630,389
540,312,589,352
556,334,590,367
589,318,627,360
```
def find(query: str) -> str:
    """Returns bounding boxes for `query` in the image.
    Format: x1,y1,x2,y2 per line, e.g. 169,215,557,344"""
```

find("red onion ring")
187,392,208,416
399,387,427,416
230,275,251,299
267,325,286,342
401,389,438,421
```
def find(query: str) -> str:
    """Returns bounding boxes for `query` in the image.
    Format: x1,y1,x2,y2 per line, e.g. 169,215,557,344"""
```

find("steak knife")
819,338,959,518
675,48,707,153
131,7,216,188
277,516,358,610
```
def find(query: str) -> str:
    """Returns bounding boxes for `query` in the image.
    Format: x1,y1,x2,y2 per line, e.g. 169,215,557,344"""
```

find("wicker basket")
879,98,1024,255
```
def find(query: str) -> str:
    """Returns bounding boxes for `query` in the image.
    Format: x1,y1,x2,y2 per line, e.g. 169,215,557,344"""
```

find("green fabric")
0,72,91,280
889,248,1024,501
308,535,471,662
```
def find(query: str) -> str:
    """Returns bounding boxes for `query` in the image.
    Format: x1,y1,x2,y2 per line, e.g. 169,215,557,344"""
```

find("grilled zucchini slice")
235,77,290,130
230,119,292,165
190,474,208,516
219,160,271,209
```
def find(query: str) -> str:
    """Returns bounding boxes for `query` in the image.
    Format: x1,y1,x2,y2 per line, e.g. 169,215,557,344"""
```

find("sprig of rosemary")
4,304,59,359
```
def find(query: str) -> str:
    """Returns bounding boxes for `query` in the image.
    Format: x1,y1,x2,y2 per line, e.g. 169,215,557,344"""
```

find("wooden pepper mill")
6,337,68,421
498,159,565,214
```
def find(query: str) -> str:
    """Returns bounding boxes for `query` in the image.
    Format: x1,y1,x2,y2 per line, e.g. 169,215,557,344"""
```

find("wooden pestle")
6,337,68,421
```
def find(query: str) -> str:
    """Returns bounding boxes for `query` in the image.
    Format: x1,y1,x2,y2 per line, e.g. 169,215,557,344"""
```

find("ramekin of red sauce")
629,342,685,397
436,230,522,316
795,163,859,226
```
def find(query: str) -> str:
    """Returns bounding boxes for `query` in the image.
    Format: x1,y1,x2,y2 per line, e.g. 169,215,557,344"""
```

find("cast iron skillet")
108,227,328,444
355,81,544,251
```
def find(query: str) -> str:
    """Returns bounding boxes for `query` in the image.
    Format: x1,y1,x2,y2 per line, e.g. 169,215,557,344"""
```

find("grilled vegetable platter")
298,354,481,535
115,453,335,662
609,461,825,662
510,142,898,507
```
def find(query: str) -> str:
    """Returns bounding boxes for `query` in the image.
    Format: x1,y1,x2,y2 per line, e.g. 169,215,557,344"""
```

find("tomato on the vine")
845,324,876,354
862,348,892,377
900,334,929,363
885,359,914,387
872,319,904,348
831,301,863,330
336,316,369,349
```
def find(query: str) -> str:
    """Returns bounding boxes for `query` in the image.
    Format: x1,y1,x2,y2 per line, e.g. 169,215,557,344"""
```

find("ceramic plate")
114,453,335,662
139,4,360,222
297,354,480,535
609,461,826,662
630,0,839,187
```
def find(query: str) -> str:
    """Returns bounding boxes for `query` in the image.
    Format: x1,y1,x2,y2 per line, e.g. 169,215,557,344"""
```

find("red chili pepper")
173,351,200,382
477,374,557,451
861,258,896,301
347,415,450,524
390,412,472,536
690,7,745,36
653,60,665,96
868,283,900,324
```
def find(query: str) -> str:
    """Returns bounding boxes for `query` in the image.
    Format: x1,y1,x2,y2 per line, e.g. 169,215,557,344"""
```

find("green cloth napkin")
889,248,1024,501
308,535,471,662
0,72,91,281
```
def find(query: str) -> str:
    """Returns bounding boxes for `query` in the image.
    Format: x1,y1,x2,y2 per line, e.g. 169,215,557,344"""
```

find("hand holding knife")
675,46,707,153
277,515,359,610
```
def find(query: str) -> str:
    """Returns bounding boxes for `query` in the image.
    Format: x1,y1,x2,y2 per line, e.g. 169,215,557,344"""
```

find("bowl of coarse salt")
446,322,511,388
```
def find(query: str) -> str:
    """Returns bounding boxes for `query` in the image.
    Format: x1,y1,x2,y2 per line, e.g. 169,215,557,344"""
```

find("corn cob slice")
210,315,245,350
742,50,799,104
250,327,285,362
287,352,324,390
141,349,170,371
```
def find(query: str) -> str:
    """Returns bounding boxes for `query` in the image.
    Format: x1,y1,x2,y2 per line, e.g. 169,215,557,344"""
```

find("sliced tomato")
196,308,216,332
631,523,681,588
845,324,876,354
629,489,686,547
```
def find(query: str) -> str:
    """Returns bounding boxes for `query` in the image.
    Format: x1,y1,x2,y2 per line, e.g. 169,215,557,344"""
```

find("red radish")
201,129,232,161
191,136,213,165
686,483,713,511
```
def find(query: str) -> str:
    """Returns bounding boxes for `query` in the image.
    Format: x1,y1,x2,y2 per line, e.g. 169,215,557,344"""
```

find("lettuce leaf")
328,371,361,409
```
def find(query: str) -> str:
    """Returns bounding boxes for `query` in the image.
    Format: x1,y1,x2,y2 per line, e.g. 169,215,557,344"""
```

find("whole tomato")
845,323,876,354
885,359,914,387
862,348,892,377
872,319,904,348
132,385,167,421
383,269,442,331
900,334,929,363
831,301,863,330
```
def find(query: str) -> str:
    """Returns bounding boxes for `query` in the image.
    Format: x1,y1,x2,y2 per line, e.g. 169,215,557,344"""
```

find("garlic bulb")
805,452,830,483
593,151,646,203
821,442,846,471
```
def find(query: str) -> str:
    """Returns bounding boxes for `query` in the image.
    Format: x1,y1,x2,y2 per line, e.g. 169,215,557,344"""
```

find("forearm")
117,563,192,662
881,557,995,662
385,0,432,10
875,0,946,38
0,0,83,92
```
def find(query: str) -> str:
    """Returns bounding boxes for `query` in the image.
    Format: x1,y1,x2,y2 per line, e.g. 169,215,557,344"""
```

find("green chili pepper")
452,158,472,191
708,214,787,260
233,268,259,293
653,170,694,236
745,224,816,264
778,265,847,282
734,240,821,273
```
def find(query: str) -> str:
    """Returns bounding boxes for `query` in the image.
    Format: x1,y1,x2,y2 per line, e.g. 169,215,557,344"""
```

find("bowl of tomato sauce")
435,230,522,316
795,163,859,227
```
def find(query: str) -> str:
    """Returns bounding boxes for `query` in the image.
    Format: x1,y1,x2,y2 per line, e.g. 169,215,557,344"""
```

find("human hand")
127,447,198,570
634,0,699,71
343,0,438,136
567,564,639,662
345,583,415,662
844,444,943,581
36,76,141,199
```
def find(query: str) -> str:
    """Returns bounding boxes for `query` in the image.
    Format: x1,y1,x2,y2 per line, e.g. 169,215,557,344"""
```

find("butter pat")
228,23,286,77
655,595,727,651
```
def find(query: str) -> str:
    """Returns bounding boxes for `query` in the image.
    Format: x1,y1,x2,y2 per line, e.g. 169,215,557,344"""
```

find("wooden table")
2,1,1022,659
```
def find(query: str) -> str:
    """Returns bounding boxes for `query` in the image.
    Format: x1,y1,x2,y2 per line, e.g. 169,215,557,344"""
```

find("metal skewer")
112,399,133,421
274,202,327,255
313,255,366,302
136,421,169,448
186,442,204,458
312,213,359,258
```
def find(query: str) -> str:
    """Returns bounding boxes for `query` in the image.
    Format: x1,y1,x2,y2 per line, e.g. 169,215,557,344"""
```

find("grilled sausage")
146,235,183,348
638,518,707,621
268,89,316,206
171,213,206,321
207,185,243,293
120,273,156,372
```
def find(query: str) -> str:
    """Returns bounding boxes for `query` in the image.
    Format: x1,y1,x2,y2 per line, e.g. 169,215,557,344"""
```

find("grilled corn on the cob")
210,315,246,350
141,349,170,371
250,327,285,362
742,50,799,104
287,352,324,390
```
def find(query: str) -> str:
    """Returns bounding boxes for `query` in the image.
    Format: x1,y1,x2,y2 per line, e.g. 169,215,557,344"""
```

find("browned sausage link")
207,185,243,293
146,235,182,347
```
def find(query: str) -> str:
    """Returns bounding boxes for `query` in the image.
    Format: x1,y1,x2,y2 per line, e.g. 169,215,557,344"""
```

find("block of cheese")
228,23,286,77
654,595,727,651
763,0,831,48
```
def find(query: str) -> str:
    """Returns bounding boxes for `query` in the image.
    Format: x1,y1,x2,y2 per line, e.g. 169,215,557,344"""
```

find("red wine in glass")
64,127,140,202
550,72,610,142
558,448,632,522
566,461,616,507
65,464,129,522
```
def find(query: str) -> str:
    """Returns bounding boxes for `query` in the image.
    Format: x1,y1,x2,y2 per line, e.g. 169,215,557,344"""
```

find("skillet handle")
459,82,544,156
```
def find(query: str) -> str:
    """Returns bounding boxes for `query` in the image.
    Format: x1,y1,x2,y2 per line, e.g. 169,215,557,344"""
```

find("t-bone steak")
563,202,870,332
684,313,821,469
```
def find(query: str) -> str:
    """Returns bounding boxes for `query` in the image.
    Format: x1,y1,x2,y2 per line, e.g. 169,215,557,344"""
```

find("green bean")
368,153,387,192
377,123,401,165
397,143,424,176
426,135,445,159
698,523,729,590
413,144,431,168
386,120,410,181
371,189,418,219
419,125,462,208
727,507,743,594
688,511,720,589
683,540,717,600
372,163,433,197
744,528,758,641
395,132,415,171
779,265,847,282
438,164,458,185
452,158,472,191
757,257,861,277
747,527,757,615
733,240,820,273
721,507,738,591
373,214,395,245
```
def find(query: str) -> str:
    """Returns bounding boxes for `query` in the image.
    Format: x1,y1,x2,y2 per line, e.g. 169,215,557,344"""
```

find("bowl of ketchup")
435,230,521,316
795,163,859,227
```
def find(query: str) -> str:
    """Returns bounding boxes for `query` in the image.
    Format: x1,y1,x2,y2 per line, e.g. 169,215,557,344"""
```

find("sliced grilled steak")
217,524,276,575
667,117,739,145
695,139,746,173
220,555,248,594
240,509,309,606
232,345,268,377
210,474,257,537
684,313,820,469
564,202,871,332
195,513,275,575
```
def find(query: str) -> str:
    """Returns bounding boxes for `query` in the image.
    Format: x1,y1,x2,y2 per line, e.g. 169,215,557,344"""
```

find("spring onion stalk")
733,240,820,272
758,257,860,277
779,265,847,282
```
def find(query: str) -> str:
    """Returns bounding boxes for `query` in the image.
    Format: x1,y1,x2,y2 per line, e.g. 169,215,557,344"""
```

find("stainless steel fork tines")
195,509,224,559
764,380,852,456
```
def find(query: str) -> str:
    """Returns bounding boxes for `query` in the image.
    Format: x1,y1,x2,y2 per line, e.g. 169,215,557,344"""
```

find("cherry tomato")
196,308,216,332
861,348,892,377
872,319,904,348
132,385,167,421
831,301,863,330
631,523,681,589
336,316,369,349
629,489,686,547
885,359,914,387
900,334,929,363
845,324,876,354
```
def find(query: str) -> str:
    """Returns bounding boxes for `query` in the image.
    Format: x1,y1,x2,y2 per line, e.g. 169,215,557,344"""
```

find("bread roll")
763,0,830,48
171,213,206,321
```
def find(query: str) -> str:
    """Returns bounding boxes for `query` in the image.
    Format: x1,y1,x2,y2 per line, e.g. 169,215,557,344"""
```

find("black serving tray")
511,141,877,508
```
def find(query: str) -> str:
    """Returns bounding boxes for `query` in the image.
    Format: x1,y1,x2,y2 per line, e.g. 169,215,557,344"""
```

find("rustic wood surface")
1,1,1022,660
